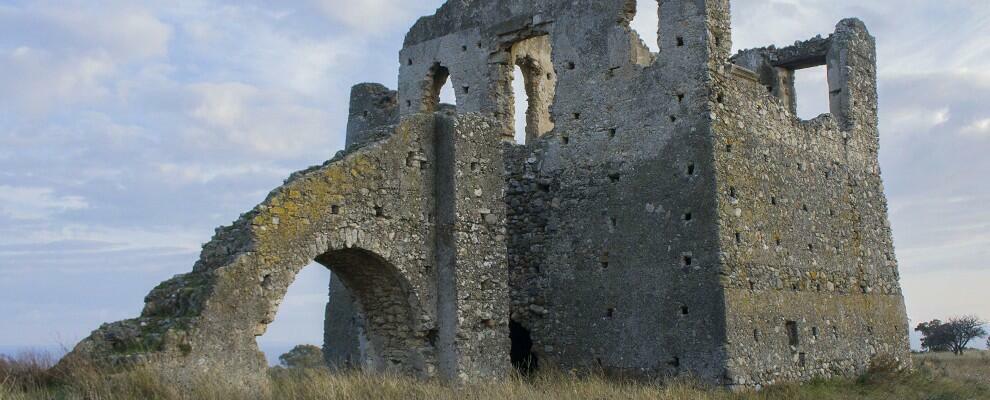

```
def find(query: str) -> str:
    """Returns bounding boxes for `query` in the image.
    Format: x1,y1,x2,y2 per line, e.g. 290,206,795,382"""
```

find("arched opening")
254,248,427,375
422,63,457,113
256,262,331,367
508,35,556,145
509,320,538,374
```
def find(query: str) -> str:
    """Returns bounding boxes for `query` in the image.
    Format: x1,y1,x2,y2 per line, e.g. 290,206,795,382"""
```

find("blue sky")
0,0,987,361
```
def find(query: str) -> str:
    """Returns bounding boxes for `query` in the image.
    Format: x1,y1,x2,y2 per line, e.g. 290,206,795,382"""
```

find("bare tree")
945,316,987,355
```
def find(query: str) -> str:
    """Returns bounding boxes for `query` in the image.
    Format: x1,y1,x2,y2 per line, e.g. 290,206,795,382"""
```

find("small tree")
944,316,987,355
278,344,325,369
915,319,953,352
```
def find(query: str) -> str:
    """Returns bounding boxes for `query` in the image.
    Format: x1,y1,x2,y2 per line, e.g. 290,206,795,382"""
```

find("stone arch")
313,248,427,373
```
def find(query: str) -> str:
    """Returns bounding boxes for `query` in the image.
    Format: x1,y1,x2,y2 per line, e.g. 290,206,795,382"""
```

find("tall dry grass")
2,351,989,400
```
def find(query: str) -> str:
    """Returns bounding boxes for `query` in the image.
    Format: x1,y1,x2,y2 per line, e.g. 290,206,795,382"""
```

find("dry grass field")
2,351,988,400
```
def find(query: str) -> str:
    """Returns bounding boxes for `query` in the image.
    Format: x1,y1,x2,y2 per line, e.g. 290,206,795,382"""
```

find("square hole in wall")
331,205,340,215
794,65,830,119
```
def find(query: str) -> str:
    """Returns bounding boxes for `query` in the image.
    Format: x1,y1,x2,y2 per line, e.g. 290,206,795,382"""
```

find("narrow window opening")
510,40,555,145
676,37,684,47
735,232,742,244
407,58,413,66
573,112,581,120
786,321,800,346
565,61,575,70
510,320,539,375
680,305,689,315
729,186,737,199
462,86,470,94
608,128,616,138
749,281,755,290
628,0,660,52
682,255,693,266
798,352,807,367
771,196,777,205
726,144,733,153
461,45,468,52
374,206,385,218
677,93,685,102
562,136,570,145
686,163,696,176
794,65,830,119
669,115,677,123
605,308,615,319
609,217,617,229
331,205,340,215
683,212,693,221
812,326,820,339
754,329,760,342
669,356,680,368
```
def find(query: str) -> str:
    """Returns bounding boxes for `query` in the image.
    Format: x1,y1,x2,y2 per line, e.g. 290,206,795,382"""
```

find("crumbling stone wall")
63,111,510,389
67,0,909,390
714,19,909,387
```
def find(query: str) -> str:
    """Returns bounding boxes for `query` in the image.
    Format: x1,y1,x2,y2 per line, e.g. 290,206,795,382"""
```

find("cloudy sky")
0,0,987,361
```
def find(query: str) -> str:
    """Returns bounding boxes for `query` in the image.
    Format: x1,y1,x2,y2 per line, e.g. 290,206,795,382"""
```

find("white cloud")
310,0,436,33
884,107,951,136
961,118,990,137
156,162,292,184
0,186,88,220
185,82,333,158
0,4,172,115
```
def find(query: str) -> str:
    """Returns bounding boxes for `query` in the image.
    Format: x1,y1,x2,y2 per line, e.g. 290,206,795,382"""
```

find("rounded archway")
314,248,429,374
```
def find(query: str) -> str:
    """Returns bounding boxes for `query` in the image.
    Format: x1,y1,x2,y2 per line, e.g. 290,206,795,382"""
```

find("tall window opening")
257,263,331,367
512,66,528,144
629,0,659,53
508,35,556,144
510,320,539,374
794,65,829,119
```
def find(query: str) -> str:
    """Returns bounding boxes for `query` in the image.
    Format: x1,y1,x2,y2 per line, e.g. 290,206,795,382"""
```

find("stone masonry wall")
712,19,910,388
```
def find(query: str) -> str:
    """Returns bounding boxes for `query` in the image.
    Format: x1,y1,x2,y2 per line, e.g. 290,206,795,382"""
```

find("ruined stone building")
65,0,911,389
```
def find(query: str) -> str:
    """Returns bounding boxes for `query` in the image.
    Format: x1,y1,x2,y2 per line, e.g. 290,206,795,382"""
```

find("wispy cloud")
0,186,88,220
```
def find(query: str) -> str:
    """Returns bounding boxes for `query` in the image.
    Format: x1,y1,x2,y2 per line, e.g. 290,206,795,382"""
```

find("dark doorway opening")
509,320,539,374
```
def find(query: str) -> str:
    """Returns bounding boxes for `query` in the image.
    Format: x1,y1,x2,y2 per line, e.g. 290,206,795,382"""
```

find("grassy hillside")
2,351,988,399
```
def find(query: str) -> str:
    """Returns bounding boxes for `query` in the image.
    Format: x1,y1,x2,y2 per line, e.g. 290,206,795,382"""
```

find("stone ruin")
64,0,911,390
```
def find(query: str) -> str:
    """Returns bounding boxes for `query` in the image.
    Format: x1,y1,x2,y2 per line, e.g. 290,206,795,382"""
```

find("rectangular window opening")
786,321,800,346
794,65,830,120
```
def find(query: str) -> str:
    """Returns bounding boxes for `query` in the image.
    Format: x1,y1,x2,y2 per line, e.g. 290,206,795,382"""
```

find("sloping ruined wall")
713,19,910,387
64,112,509,389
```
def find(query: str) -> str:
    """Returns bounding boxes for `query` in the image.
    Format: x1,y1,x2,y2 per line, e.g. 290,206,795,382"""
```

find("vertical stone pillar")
827,19,878,138
433,112,509,381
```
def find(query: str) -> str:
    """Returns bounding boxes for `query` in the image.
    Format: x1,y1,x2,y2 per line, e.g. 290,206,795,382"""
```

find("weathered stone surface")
65,0,909,391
